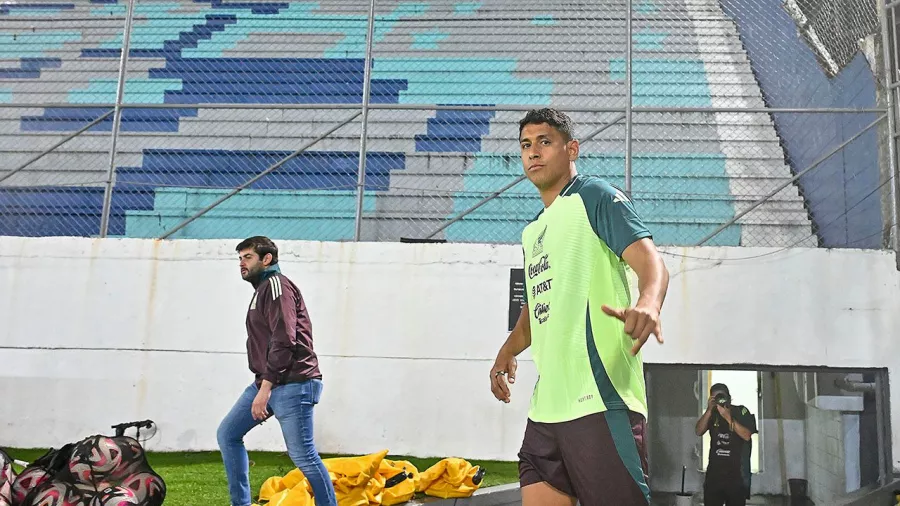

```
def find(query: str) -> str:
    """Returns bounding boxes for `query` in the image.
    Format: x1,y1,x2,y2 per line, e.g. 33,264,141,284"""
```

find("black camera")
714,392,730,405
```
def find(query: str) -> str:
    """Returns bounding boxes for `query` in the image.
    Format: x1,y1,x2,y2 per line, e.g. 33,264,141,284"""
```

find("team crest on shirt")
531,225,547,257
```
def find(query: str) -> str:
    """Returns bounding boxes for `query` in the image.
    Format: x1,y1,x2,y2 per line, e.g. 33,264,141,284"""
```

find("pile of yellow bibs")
257,449,486,506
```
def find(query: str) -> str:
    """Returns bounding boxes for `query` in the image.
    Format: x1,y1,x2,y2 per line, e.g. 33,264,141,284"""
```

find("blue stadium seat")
0,3,75,15
415,107,496,152
0,149,403,237
0,57,61,79
124,188,376,240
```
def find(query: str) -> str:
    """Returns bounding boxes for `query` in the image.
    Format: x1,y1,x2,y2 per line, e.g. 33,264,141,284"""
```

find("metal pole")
354,0,377,242
889,5,900,262
158,112,361,239
423,115,626,239
624,0,634,195
0,110,114,184
874,371,889,486
697,114,888,246
98,0,135,238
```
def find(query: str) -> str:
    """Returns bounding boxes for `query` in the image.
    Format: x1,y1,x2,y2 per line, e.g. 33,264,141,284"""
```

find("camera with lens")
714,392,730,406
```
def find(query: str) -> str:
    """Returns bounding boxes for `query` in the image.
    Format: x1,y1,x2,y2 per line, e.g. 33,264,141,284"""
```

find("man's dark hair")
518,108,575,142
711,383,731,405
236,236,278,265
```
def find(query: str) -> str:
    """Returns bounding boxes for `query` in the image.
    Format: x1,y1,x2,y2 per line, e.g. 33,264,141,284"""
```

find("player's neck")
540,170,578,208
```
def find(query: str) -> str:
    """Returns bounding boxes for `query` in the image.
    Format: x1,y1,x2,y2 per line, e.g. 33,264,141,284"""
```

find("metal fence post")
354,0,377,242
879,0,900,267
98,0,136,238
874,370,892,487
624,0,634,195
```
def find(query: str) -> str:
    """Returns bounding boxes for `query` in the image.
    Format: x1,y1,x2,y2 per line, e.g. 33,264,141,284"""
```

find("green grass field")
4,449,518,506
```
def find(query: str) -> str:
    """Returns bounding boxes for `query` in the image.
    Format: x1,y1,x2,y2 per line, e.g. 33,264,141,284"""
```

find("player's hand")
490,353,517,403
601,302,663,355
707,396,717,412
251,387,272,421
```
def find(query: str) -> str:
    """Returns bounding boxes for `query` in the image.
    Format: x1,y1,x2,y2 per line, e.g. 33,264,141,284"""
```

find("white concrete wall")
0,237,898,472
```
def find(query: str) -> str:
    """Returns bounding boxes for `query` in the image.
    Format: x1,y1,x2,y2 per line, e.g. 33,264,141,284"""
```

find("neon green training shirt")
521,174,652,423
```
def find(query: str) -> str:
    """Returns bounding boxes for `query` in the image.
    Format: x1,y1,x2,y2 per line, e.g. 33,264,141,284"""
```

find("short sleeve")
577,179,652,257
521,248,528,305
521,210,543,306
738,406,758,434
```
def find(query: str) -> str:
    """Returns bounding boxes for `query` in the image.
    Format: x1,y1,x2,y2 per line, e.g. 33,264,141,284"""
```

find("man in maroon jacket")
216,236,337,506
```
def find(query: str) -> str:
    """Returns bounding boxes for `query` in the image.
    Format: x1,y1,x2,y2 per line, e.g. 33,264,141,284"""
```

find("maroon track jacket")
245,266,321,387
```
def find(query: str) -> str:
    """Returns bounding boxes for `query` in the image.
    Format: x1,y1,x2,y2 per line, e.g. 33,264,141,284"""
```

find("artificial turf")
4,448,519,506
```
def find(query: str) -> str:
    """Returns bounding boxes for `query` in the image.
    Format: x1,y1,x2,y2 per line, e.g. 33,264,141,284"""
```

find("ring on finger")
495,371,506,377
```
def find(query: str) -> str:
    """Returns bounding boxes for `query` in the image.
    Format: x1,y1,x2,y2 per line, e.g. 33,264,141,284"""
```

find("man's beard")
243,266,264,284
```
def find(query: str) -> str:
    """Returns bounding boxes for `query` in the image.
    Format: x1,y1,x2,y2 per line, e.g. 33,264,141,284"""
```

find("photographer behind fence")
695,383,758,506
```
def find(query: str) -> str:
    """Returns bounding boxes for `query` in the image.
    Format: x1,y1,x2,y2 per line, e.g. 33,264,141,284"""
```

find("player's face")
238,249,264,281
519,122,577,191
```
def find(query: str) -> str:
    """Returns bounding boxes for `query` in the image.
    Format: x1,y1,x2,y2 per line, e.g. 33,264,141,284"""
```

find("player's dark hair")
518,108,575,142
236,236,278,265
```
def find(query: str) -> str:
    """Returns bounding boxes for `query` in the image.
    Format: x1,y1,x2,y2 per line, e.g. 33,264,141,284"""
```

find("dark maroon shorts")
518,410,650,506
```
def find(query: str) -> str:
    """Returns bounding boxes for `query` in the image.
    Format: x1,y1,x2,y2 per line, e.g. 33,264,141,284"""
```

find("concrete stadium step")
230,31,743,47
356,217,449,242
360,215,815,247
371,190,809,216
98,67,758,89
488,111,782,128
737,225,817,247
3,62,760,83
357,219,817,247
0,153,142,184
0,139,796,176
0,122,775,149
225,41,746,54
484,123,781,142
0,132,782,159
0,171,110,188
11,60,762,77
162,110,780,130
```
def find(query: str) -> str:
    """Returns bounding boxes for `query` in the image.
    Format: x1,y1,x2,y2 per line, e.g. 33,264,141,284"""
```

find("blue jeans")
216,379,337,506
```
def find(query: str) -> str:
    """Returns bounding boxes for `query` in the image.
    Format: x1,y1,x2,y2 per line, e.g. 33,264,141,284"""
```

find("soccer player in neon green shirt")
490,108,670,506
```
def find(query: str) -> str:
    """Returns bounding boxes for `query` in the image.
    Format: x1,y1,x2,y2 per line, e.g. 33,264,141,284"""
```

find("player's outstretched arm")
602,237,669,355
490,305,531,403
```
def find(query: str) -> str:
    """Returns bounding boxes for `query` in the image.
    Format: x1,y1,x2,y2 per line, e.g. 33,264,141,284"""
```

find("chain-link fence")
0,0,896,251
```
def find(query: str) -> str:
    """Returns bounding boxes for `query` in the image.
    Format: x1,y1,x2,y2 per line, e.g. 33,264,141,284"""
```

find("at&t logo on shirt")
532,278,552,298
